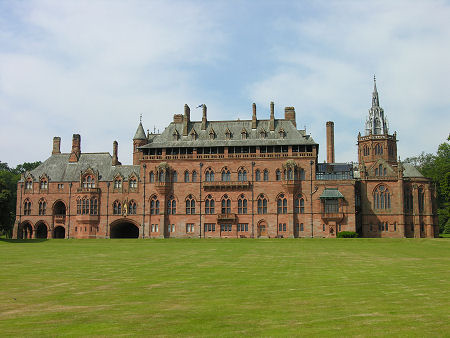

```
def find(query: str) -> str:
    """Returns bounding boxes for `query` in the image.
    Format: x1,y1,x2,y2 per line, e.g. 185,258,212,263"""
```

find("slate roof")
320,188,345,199
140,119,317,149
133,122,146,140
402,163,424,178
21,153,140,182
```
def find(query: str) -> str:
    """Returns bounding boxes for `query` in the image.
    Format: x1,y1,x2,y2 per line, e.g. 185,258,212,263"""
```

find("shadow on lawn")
0,238,48,244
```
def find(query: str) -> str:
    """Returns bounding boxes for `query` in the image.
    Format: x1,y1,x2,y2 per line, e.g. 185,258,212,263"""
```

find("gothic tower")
357,76,397,169
133,119,147,165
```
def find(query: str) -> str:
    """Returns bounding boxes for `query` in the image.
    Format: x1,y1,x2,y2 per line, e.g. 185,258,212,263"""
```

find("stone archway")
18,222,33,239
35,222,48,239
110,220,139,238
53,226,65,239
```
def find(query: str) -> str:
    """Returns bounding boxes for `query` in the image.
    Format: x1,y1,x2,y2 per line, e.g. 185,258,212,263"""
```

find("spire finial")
139,114,142,124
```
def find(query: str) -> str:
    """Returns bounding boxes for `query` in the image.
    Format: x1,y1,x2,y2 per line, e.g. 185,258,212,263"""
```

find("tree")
405,136,450,233
0,161,41,237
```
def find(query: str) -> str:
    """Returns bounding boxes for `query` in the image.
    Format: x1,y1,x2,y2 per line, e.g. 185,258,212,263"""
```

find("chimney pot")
326,121,335,163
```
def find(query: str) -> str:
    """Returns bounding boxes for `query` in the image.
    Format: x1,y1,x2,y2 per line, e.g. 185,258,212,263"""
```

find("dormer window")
114,178,122,189
83,175,95,189
173,129,180,141
209,128,215,140
129,177,137,189
40,179,48,189
225,128,232,140
190,129,198,140
259,129,266,139
241,128,248,139
25,179,33,190
279,128,286,138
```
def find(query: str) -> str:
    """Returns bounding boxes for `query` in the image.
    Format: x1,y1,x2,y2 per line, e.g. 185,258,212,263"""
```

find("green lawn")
1,238,449,336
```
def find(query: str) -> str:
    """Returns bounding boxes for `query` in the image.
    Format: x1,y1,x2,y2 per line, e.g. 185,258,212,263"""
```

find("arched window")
113,200,121,215
238,168,247,182
257,195,267,214
172,171,177,183
83,175,95,188
299,168,305,180
185,195,195,214
404,188,413,211
192,171,197,182
418,187,424,213
221,195,231,214
114,178,122,189
38,199,46,215
129,178,137,189
221,168,231,182
277,194,287,214
205,168,214,182
263,169,269,181
128,200,137,215
167,197,176,214
205,195,215,214
378,164,383,176
76,198,81,214
150,196,159,215
238,195,247,214
294,195,305,214
158,171,165,183
255,169,261,181
363,145,370,156
373,185,391,209
89,198,98,215
275,169,281,181
24,199,31,215
40,179,48,189
25,179,33,190
184,171,190,183
375,144,383,155
149,171,155,183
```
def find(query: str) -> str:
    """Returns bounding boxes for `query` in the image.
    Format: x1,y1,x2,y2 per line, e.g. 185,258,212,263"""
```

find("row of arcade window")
76,197,98,215
113,178,137,189
112,200,137,215
404,187,425,213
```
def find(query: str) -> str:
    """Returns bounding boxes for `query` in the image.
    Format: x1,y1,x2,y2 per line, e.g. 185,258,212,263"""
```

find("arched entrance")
53,200,66,215
35,222,48,239
54,226,65,239
257,221,268,238
110,220,139,238
18,222,33,239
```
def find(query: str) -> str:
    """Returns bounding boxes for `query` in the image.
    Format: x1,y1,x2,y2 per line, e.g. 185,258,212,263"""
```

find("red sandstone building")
13,79,439,239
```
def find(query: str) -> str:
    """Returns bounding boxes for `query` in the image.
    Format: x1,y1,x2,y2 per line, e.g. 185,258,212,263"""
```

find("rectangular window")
323,224,325,231
186,223,194,233
324,199,339,213
238,223,248,232
300,223,304,231
283,223,286,232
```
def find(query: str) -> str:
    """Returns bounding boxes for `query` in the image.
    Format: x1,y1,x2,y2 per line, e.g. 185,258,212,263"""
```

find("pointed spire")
133,120,146,140
372,74,379,107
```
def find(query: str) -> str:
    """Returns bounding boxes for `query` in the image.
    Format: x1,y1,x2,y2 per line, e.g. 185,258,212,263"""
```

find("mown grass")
1,238,449,336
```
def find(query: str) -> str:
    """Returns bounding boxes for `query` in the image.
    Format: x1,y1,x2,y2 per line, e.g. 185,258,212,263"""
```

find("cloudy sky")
1,0,449,167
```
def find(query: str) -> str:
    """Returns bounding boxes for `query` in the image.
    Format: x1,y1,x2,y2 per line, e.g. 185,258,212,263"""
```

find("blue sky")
1,0,449,166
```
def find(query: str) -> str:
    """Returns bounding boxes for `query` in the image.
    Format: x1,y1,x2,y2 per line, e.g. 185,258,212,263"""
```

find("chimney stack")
112,140,121,166
269,101,275,131
284,107,296,127
183,104,190,136
252,103,257,129
201,104,207,130
69,134,81,162
326,121,335,163
52,137,61,155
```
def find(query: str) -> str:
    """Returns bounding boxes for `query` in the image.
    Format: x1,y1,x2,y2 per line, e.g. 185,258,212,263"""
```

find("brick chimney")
201,104,207,130
269,101,275,131
112,140,121,166
326,121,335,163
52,137,61,155
183,104,190,136
284,107,296,127
69,134,81,162
252,103,257,129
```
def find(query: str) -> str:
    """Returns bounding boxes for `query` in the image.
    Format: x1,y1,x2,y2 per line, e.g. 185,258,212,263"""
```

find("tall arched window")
172,171,177,182
150,196,160,215
221,168,231,182
185,195,195,214
375,144,383,155
257,195,267,214
167,197,176,214
184,171,189,183
373,185,391,209
38,199,46,215
90,198,98,215
255,169,261,181
192,170,197,182
205,195,215,214
404,188,413,211
76,198,81,214
149,171,155,183
24,199,31,215
221,195,231,214
275,169,281,181
205,168,214,182
263,169,269,181
277,194,287,214
113,200,121,215
128,200,137,215
83,175,95,188
238,168,247,182
294,195,305,214
238,194,247,214
158,171,165,183
287,168,293,180
418,187,424,213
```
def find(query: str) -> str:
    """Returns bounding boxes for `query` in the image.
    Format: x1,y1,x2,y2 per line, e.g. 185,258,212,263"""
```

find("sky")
1,0,449,167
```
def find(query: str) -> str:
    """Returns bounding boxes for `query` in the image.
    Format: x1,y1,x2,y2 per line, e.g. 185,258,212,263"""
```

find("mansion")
13,79,439,239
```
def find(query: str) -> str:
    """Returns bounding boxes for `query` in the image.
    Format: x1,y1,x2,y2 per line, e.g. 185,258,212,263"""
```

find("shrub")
337,231,358,238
